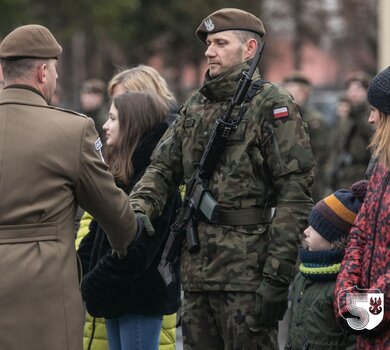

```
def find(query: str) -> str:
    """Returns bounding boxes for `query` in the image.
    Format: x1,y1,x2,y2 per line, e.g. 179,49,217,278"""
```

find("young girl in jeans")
78,91,181,350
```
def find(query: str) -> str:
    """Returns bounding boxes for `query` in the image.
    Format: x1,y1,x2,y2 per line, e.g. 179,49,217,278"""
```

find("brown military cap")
0,24,62,60
196,8,265,44
81,79,106,95
345,71,371,90
283,71,312,87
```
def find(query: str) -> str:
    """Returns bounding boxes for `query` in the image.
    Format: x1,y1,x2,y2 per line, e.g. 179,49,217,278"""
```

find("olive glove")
111,212,155,259
135,212,155,236
255,279,289,326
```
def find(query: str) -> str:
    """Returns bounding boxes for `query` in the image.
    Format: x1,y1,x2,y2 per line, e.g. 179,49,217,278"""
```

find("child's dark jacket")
286,272,356,350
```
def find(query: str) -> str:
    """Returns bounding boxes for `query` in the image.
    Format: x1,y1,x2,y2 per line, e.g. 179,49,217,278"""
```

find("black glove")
256,279,289,326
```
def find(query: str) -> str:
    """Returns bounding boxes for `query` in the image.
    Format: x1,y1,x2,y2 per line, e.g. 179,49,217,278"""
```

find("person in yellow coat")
77,211,178,350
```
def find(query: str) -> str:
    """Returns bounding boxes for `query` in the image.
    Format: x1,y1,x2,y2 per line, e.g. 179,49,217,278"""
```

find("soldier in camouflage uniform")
79,79,108,141
282,72,329,203
130,8,314,350
328,71,374,191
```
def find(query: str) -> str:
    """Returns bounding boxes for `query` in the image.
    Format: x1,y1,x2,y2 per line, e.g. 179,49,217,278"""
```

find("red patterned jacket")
335,163,390,350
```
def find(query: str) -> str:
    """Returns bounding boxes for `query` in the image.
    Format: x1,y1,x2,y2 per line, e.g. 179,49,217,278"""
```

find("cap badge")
204,18,215,32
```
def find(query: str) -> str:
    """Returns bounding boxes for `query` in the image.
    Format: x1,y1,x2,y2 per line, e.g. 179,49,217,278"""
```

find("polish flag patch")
273,106,289,119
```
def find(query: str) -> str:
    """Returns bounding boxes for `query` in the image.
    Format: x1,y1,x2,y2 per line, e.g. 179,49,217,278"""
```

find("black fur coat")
78,121,181,319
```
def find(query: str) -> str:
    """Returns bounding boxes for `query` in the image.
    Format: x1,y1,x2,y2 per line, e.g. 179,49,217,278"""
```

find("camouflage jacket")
328,105,373,191
301,105,329,203
130,61,314,292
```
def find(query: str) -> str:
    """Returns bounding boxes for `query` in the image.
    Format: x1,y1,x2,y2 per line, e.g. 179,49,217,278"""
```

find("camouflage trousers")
182,291,278,350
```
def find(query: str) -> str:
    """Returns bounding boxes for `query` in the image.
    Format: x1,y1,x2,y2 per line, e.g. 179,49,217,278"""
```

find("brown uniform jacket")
0,87,137,350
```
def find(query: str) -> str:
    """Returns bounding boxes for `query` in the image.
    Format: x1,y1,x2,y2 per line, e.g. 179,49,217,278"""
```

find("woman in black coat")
78,91,181,350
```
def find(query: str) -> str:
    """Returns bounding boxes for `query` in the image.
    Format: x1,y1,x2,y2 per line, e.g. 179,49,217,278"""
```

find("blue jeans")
106,314,163,350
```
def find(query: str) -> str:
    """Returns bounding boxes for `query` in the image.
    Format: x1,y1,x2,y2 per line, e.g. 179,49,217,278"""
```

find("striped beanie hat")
308,180,368,242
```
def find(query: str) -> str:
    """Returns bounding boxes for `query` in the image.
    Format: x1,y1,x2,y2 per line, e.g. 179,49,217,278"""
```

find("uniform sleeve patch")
95,138,104,162
273,106,289,119
95,138,103,151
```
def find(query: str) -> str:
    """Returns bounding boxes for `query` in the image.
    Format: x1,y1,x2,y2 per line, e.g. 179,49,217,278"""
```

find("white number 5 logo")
337,286,384,331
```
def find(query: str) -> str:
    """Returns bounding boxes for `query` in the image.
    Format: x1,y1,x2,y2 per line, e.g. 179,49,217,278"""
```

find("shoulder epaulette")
45,105,88,118
0,100,88,118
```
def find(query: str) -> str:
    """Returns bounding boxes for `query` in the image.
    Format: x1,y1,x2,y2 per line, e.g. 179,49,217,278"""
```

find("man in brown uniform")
0,25,138,350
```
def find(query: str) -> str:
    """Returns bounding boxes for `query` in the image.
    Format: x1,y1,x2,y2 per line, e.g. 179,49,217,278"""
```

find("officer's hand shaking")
111,212,155,259
255,278,289,326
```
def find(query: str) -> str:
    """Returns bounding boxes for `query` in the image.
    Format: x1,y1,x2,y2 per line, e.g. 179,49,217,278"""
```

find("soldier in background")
77,79,108,233
79,78,108,141
130,8,314,350
328,71,374,191
283,72,329,203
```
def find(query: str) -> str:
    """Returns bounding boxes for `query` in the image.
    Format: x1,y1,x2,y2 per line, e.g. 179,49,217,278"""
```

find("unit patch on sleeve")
273,106,289,119
95,138,105,162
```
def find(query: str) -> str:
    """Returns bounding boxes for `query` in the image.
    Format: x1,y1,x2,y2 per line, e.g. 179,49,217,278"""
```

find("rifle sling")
206,207,275,226
244,79,267,103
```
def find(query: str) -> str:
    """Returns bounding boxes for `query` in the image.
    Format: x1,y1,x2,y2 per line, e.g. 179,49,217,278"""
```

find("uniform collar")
199,61,260,102
0,84,48,105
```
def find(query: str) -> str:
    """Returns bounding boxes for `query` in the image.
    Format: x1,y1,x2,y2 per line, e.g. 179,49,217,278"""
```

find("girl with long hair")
78,91,181,350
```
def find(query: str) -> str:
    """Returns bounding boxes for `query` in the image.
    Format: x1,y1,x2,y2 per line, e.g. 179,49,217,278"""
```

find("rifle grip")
186,222,200,254
158,261,176,287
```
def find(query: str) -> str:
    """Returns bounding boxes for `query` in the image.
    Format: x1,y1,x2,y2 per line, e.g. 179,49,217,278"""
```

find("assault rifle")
158,41,266,287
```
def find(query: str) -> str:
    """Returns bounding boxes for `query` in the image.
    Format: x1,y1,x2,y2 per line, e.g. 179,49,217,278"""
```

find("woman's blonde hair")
369,112,390,169
107,65,176,115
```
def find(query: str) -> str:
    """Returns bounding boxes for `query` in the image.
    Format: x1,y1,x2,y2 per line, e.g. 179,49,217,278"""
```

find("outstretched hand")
111,212,154,259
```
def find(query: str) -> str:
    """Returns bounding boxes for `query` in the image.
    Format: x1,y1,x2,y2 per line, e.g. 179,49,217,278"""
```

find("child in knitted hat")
285,180,368,350
335,67,390,350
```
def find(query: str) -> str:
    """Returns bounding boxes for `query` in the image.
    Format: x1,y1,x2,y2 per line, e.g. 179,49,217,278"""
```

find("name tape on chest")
273,106,289,119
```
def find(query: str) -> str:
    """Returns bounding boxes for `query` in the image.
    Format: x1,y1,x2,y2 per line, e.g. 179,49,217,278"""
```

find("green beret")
196,8,265,44
0,24,62,60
